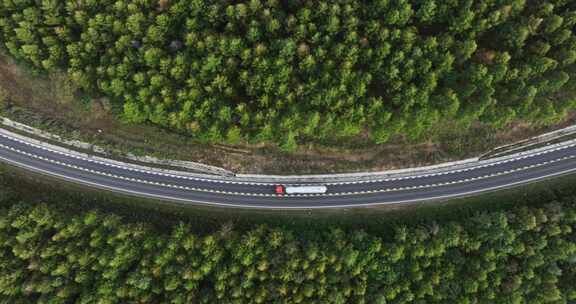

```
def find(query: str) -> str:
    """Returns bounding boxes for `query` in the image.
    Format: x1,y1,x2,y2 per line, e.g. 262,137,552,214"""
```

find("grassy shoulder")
0,53,574,175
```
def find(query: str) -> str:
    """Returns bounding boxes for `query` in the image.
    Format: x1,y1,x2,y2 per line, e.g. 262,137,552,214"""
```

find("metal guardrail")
479,124,576,160
2,115,576,182
0,117,235,177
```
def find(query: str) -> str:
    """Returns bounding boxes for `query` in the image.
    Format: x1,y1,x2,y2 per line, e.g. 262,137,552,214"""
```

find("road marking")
2,131,576,187
3,151,576,209
0,141,575,197
0,133,273,186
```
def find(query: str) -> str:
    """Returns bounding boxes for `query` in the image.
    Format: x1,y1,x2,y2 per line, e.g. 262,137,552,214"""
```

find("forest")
0,200,574,303
0,0,575,149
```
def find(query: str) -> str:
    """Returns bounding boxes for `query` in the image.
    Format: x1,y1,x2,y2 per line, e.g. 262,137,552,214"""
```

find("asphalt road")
0,130,576,209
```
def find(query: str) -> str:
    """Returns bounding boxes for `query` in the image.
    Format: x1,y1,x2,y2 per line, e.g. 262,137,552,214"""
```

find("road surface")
0,129,575,209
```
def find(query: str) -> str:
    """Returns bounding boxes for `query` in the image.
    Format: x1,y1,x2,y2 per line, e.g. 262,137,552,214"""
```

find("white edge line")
3,140,574,197
1,154,576,209
2,129,576,186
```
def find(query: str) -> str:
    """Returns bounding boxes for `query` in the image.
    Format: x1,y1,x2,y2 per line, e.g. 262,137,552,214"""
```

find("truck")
274,185,328,195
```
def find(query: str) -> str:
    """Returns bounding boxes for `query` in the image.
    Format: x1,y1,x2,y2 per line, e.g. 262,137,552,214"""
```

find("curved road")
0,129,576,209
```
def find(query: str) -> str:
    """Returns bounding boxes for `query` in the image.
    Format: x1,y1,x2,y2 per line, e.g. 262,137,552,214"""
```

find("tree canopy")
0,0,575,148
0,200,575,303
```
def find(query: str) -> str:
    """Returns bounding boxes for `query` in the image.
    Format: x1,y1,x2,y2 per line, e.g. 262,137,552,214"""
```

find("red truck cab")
275,185,285,194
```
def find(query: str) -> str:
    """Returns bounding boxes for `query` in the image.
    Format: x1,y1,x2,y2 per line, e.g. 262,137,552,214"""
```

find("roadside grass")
0,52,574,174
1,163,575,240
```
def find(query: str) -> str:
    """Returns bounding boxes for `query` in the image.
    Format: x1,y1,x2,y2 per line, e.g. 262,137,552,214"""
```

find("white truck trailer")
275,185,328,194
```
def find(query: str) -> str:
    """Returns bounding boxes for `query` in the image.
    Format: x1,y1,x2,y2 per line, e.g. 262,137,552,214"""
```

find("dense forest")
0,200,574,303
0,1,575,149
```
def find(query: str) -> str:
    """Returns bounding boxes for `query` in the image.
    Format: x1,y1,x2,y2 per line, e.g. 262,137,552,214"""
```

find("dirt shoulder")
0,53,574,175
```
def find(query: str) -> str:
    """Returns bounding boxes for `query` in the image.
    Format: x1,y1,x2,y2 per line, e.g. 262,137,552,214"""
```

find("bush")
0,86,7,105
